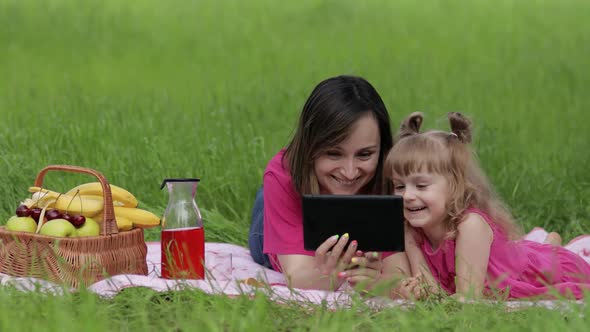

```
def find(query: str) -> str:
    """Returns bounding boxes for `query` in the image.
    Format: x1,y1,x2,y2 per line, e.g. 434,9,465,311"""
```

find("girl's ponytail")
448,112,472,144
397,112,423,140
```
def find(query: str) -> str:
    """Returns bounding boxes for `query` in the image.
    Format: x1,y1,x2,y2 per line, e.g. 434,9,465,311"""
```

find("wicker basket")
0,165,148,288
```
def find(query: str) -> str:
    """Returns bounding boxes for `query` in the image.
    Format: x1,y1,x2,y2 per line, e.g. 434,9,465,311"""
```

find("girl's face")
392,170,449,232
314,115,380,195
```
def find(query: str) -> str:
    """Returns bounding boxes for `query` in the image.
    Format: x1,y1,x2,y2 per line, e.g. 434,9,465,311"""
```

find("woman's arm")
454,213,493,298
278,233,357,290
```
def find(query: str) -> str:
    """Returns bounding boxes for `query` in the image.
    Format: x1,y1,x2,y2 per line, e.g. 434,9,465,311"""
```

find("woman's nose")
339,159,359,180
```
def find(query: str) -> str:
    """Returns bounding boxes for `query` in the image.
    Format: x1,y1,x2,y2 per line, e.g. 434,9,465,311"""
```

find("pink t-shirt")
262,150,314,271
262,149,394,272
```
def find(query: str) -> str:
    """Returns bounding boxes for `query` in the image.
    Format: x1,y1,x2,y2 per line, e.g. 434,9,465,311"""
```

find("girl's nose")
403,188,416,200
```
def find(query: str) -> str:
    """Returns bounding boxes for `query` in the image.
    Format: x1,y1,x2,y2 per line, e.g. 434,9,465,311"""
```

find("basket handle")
33,165,118,236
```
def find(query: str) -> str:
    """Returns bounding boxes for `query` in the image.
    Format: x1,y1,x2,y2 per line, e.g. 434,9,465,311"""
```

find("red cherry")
70,215,86,228
30,208,42,222
16,204,31,217
45,209,62,221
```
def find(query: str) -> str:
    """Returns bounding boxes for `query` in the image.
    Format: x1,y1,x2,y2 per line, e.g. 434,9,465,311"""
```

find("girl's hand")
397,274,441,300
339,251,383,289
314,234,357,278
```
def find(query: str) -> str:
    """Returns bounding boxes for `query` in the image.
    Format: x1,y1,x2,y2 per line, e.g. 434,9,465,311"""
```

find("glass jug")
160,178,204,279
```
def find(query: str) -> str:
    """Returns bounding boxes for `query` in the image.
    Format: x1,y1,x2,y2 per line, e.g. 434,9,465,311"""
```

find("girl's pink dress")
420,208,590,299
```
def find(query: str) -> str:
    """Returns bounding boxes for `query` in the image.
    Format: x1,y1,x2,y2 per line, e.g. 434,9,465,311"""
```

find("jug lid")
160,178,200,190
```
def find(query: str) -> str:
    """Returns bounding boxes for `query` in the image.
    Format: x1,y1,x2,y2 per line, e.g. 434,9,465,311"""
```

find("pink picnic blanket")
1,228,589,310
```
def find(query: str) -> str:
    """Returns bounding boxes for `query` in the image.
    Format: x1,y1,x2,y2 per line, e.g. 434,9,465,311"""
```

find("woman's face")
314,114,381,195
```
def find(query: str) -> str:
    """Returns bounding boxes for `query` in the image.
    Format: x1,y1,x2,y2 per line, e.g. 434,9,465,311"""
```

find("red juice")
161,227,205,279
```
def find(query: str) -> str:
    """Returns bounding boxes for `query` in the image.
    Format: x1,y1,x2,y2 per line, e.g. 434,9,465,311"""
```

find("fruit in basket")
25,183,159,232
113,206,160,228
29,208,43,222
39,218,76,237
68,214,86,227
65,182,139,208
115,216,133,231
6,216,38,233
16,204,31,217
92,213,135,231
28,187,103,217
93,207,160,230
45,209,63,221
74,217,100,237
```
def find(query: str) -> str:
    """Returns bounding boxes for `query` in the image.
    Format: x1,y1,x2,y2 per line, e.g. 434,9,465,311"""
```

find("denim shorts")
248,187,272,268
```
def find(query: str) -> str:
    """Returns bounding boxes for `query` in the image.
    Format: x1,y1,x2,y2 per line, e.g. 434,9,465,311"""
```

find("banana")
77,194,126,207
94,207,160,230
93,213,134,231
113,206,160,228
28,187,103,217
64,182,138,208
115,216,134,231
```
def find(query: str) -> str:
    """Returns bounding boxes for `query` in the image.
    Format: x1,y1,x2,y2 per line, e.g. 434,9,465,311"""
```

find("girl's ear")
398,112,423,138
448,112,472,143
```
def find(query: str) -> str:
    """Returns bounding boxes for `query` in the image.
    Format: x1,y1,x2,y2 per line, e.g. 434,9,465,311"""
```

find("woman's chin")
325,186,361,195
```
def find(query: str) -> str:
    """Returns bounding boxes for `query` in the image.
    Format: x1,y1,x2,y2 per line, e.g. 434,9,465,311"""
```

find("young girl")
248,75,410,291
386,112,590,300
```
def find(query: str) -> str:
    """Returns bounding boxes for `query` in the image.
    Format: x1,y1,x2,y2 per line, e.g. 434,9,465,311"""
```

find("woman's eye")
357,151,375,160
325,151,341,157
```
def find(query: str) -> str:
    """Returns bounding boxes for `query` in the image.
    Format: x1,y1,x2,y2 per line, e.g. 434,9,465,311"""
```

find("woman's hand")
313,233,357,279
277,234,357,290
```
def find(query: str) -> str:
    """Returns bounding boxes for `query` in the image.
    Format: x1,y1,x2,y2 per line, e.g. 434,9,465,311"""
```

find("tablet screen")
302,194,405,252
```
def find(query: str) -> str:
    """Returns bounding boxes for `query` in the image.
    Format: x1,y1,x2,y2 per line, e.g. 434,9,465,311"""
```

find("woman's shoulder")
265,149,289,175
263,149,298,198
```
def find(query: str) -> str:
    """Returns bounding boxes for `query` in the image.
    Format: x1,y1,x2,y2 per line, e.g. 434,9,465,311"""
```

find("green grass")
1,0,589,330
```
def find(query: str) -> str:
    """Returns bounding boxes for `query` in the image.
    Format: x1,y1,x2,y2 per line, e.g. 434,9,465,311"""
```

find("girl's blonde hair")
384,112,522,239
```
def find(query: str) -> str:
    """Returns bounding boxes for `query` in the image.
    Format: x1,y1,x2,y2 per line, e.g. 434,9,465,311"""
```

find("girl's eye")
417,184,429,189
394,185,405,191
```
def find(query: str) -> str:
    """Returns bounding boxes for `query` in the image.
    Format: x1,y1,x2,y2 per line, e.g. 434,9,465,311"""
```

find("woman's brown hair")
284,75,393,195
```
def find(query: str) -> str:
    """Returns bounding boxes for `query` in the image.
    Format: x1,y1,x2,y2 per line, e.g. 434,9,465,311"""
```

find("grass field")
1,0,589,330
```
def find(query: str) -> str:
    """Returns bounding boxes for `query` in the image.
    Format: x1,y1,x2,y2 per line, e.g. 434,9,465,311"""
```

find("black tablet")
302,194,405,252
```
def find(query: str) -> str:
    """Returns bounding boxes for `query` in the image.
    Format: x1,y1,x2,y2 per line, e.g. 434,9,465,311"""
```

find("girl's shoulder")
463,208,492,223
462,208,494,225
457,208,496,237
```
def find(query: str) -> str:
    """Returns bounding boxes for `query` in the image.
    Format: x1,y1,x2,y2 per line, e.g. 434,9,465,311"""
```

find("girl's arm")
404,223,436,283
454,213,494,298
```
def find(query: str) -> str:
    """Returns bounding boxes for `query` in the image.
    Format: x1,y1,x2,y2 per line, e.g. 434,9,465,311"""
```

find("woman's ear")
398,112,423,139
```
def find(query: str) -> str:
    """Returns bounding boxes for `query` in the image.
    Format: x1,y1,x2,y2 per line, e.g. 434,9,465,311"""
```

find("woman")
249,75,410,291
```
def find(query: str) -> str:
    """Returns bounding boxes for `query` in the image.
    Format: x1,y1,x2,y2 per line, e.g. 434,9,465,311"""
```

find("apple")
74,217,100,237
40,218,76,237
6,216,37,233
